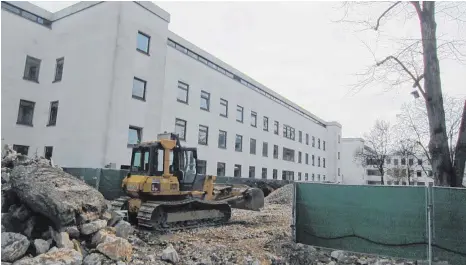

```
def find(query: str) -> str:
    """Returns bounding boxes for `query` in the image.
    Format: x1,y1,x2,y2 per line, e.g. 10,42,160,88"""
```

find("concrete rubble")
1,145,449,265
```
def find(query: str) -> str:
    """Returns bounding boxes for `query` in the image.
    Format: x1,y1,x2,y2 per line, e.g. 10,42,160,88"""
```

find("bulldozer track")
111,196,232,232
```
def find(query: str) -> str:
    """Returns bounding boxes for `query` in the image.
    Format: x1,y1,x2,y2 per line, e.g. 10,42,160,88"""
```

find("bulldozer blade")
222,187,264,211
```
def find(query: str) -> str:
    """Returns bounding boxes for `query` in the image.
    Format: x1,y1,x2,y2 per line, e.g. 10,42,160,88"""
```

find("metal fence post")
427,183,433,265
292,182,297,243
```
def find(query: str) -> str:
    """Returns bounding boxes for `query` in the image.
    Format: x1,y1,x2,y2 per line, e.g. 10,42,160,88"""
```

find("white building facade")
1,1,343,181
340,138,434,186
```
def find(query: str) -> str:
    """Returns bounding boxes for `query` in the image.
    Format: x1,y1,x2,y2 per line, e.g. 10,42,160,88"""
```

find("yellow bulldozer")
111,132,265,231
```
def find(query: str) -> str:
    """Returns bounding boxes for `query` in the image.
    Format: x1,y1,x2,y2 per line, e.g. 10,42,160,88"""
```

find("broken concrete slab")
1,232,30,262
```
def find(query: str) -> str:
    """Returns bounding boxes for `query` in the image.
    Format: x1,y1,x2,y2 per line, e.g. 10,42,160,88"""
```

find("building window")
17,99,35,126
23,55,41,82
262,168,267,179
312,155,315,166
338,168,341,176
312,136,315,147
299,131,302,143
236,105,244,123
273,169,278,180
250,138,256,154
305,153,309,164
132,77,147,101
318,157,321,167
428,170,433,177
177,81,189,104
220,98,228,117
409,159,414,166
128,126,142,146
417,170,422,177
298,152,302,163
198,125,209,145
386,158,391,164
283,147,295,162
323,158,326,168
338,152,340,160
262,142,268,157
197,160,207,175
249,166,255,178
137,31,150,54
318,174,321,181
13,145,29,156
263,116,269,131
312,173,315,181
54,57,64,82
318,139,321,149
251,111,257,127
273,145,278,159
44,146,53,160
401,158,406,165
234,164,242,178
175,118,187,141
282,171,294,181
306,134,309,145
323,141,326,151
200,91,210,111
218,130,227,149
217,162,226,177
305,173,309,181
47,101,59,126
283,125,295,140
418,159,423,166
298,172,302,181
274,121,279,135
235,135,243,152
394,159,399,166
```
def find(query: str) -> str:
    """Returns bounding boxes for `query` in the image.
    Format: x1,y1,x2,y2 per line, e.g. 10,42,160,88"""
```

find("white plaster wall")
161,42,336,179
340,138,366,185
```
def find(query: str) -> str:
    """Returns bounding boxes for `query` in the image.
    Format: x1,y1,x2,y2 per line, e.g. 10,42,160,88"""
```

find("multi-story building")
341,138,434,186
1,1,343,181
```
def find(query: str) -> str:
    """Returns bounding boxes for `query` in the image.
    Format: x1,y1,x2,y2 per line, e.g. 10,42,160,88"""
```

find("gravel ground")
264,184,293,205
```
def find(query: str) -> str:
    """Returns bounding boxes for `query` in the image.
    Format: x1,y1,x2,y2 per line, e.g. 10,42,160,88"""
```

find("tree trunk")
419,2,454,186
453,100,466,187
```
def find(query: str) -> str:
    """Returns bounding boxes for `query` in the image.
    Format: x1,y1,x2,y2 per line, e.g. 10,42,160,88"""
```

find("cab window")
131,148,150,173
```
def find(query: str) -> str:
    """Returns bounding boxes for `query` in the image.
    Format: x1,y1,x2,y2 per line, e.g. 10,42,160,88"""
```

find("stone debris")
1,232,30,262
96,237,133,261
161,244,180,264
115,220,133,239
264,183,293,205
80,219,108,235
33,238,51,255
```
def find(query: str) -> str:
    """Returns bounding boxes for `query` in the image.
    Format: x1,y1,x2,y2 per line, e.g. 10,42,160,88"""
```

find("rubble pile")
1,146,133,265
264,184,293,205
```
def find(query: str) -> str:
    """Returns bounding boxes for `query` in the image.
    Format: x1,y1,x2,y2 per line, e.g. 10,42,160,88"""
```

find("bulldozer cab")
129,133,200,186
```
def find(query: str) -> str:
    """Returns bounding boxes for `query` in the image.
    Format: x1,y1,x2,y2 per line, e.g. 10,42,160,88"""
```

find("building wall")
1,1,342,180
340,138,366,185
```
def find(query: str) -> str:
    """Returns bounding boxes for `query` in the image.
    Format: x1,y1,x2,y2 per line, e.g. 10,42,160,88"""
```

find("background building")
1,1,343,181
340,138,434,186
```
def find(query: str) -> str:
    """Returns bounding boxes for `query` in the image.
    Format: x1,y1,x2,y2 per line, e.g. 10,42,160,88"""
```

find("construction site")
1,144,440,265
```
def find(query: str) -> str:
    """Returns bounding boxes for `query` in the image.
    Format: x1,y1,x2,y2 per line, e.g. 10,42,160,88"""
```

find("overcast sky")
32,1,465,138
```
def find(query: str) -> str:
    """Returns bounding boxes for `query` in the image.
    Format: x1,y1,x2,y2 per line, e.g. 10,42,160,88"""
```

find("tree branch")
411,1,422,18
374,1,402,30
376,55,427,98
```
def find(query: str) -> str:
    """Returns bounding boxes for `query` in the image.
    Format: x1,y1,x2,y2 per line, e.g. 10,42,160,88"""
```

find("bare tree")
340,2,466,186
354,120,394,184
396,94,465,185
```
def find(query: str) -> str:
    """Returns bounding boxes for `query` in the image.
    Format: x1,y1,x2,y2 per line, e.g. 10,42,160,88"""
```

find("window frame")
236,105,244,123
250,138,256,155
47,101,59,126
13,145,29,156
262,142,268,157
262,168,267,179
299,131,302,143
136,31,151,55
44,146,53,159
53,57,64,82
218,130,227,149
251,111,257,127
306,133,309,145
16,99,35,126
200,90,210,111
235,134,243,152
249,166,255,178
263,116,269,131
128,126,142,147
220,98,228,117
23,55,41,83
217,162,226,177
273,144,278,159
132,77,147,101
175,118,187,141
177,81,189,104
273,169,278,180
274,121,279,135
198,125,209,145
234,164,242,178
